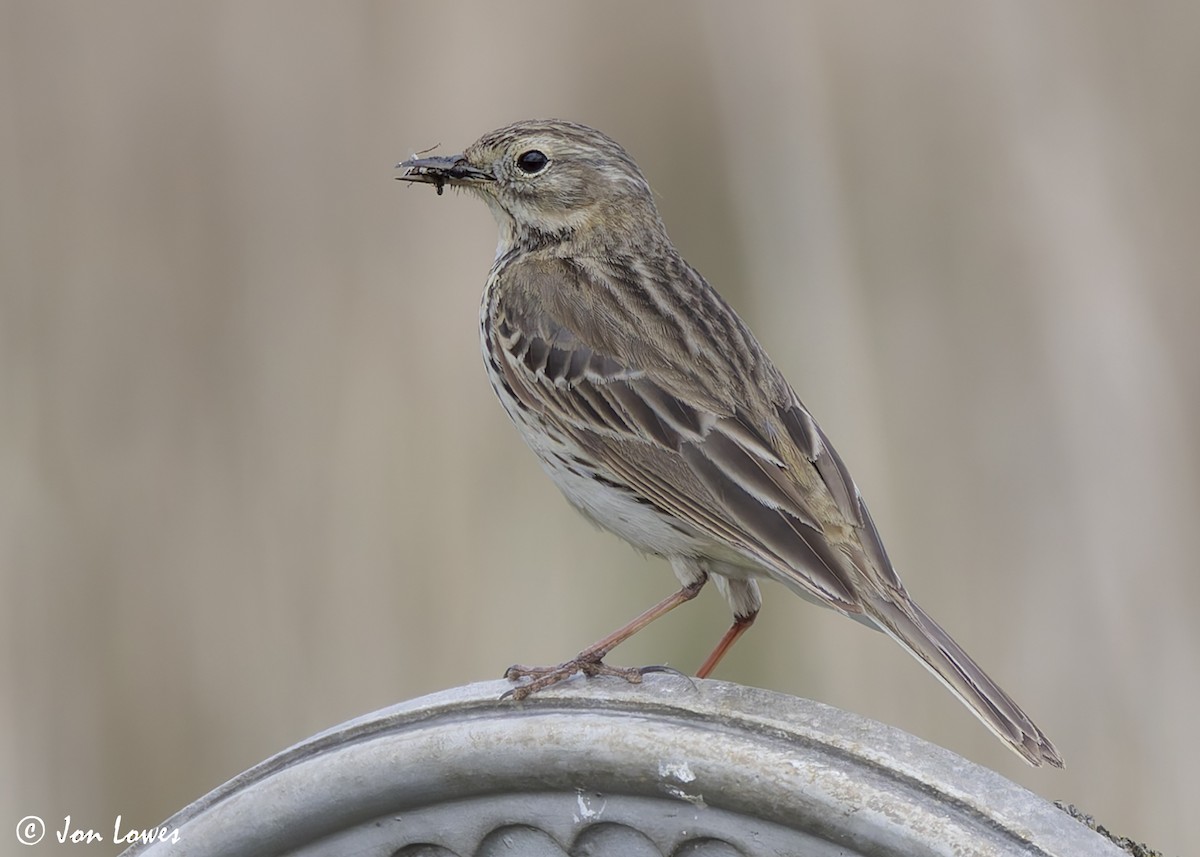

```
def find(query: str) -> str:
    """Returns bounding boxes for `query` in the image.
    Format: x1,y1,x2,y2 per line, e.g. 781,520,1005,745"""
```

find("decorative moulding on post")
121,677,1119,857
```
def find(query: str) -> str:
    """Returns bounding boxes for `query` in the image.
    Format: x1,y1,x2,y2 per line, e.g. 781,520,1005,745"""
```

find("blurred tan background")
2,2,1196,854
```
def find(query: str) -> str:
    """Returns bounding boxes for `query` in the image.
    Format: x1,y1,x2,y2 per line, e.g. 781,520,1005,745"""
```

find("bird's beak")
394,154,493,196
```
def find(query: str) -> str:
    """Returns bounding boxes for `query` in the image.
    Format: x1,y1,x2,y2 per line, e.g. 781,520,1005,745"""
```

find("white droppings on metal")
658,760,696,782
574,789,605,821
663,784,707,808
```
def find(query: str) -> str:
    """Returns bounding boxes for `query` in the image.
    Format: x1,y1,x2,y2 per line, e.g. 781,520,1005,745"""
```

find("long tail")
866,595,1063,767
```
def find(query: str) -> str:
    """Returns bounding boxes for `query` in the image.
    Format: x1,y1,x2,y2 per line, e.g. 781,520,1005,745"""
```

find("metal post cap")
121,677,1117,857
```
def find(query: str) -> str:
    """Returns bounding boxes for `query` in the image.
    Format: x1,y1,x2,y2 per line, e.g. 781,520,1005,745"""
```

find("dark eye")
516,150,548,174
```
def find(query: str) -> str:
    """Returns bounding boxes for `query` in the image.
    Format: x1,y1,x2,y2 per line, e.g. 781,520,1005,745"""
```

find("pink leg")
504,578,707,700
696,612,757,678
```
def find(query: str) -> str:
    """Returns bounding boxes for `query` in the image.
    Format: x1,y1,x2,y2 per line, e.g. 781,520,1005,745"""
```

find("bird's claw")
635,663,698,690
501,656,660,700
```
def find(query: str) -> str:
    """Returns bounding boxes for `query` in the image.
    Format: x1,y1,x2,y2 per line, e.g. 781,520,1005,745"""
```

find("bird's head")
396,119,667,255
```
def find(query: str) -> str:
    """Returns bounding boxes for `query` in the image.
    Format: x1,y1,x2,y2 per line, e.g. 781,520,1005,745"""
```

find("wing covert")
489,258,879,610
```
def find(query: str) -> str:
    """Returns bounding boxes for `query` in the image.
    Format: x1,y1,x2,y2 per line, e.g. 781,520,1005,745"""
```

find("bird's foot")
501,654,668,700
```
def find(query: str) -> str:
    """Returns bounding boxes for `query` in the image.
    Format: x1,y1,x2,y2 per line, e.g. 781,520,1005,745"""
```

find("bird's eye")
516,150,548,174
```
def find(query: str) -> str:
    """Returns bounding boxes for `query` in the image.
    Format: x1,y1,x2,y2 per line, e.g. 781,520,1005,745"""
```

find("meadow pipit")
396,120,1061,767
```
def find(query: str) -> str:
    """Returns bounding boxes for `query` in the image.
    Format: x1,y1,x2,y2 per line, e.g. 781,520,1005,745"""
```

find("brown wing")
490,257,899,613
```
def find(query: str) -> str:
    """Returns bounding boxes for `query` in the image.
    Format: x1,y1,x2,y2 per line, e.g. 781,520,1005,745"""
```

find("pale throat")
482,193,598,258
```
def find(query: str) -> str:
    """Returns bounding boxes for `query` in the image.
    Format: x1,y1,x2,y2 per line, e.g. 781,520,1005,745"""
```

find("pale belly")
523,419,710,558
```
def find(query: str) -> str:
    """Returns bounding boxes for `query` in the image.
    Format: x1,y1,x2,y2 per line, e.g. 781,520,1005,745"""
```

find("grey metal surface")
121,677,1120,857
